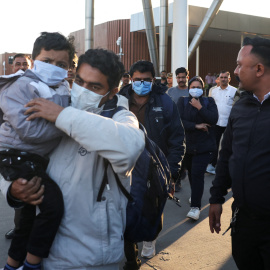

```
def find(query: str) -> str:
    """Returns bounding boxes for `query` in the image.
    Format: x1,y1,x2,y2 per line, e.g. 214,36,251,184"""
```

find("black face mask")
235,75,241,83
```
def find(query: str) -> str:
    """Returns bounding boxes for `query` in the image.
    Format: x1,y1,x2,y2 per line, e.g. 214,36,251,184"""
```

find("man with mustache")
167,67,189,103
209,36,270,270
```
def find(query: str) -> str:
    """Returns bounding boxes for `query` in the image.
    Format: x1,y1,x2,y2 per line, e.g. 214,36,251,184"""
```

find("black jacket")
119,83,185,179
210,91,270,217
177,96,218,155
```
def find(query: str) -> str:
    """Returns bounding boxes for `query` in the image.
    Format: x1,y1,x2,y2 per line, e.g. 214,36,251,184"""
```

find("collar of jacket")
23,69,63,89
102,95,118,111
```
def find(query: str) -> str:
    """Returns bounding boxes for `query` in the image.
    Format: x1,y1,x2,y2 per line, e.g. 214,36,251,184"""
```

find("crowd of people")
1,32,270,270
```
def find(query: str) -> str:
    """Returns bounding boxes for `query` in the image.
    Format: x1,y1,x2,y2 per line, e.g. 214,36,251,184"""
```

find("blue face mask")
132,81,152,96
31,60,68,86
189,88,204,98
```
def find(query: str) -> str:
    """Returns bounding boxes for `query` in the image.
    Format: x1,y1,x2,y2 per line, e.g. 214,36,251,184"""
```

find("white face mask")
71,82,110,114
31,60,68,86
189,88,204,98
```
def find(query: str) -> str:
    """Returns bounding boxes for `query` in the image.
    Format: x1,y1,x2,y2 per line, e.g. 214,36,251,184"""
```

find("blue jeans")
183,152,210,209
210,125,226,167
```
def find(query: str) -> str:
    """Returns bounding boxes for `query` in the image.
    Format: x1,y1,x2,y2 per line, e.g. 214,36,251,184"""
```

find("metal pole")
159,0,168,73
3,61,5,75
85,0,95,51
241,33,244,47
188,0,224,59
172,0,188,86
142,0,159,75
196,47,199,76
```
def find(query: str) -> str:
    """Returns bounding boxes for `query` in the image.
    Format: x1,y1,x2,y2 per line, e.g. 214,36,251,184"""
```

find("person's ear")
256,63,265,77
108,87,119,99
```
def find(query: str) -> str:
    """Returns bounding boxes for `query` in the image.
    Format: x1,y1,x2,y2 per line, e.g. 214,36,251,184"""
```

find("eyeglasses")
133,78,152,82
133,81,152,87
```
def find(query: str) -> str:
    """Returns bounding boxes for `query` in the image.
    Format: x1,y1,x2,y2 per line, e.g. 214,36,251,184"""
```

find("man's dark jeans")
231,207,270,270
210,125,226,167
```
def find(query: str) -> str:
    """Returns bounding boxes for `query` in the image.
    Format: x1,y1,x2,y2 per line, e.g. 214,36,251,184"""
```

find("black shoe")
123,259,141,270
5,228,15,239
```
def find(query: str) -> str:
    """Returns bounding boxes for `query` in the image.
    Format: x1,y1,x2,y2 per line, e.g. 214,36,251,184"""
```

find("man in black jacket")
119,60,185,270
209,37,270,270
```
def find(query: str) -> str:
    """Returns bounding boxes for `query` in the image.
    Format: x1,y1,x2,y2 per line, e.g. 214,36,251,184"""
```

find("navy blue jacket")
177,96,218,155
119,83,185,179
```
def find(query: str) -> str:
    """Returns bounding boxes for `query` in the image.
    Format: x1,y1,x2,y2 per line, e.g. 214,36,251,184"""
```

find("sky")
1,0,270,54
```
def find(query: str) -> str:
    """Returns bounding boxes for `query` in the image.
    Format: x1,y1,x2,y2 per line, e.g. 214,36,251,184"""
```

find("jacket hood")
0,70,24,92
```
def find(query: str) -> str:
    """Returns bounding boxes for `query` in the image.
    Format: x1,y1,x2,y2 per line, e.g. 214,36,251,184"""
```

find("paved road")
0,173,237,269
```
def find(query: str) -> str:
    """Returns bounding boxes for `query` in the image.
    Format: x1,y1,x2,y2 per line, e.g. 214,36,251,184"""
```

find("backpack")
98,106,172,242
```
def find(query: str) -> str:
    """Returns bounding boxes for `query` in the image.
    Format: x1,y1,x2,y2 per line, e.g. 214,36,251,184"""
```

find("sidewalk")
0,173,237,269
120,173,237,270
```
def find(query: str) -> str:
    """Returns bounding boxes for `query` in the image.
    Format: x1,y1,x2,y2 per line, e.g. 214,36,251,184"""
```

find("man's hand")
209,203,223,234
24,98,64,123
10,177,44,205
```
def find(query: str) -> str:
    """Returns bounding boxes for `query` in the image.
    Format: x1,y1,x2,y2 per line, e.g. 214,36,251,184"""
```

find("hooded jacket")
177,95,218,155
0,70,70,156
119,83,185,180
1,94,145,269
42,94,144,269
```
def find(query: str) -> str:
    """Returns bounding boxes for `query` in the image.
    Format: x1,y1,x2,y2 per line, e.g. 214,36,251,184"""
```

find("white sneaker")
187,207,200,220
189,197,191,204
206,164,216,174
141,240,156,258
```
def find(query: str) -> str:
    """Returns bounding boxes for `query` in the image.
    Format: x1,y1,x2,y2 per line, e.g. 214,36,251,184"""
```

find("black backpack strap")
97,159,133,202
101,106,126,118
97,160,109,202
111,167,133,202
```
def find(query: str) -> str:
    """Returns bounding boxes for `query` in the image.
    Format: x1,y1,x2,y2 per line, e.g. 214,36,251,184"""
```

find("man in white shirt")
206,71,237,174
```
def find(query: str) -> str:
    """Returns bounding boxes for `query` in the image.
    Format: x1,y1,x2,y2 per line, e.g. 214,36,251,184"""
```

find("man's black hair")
77,48,125,90
13,54,31,61
161,70,166,73
32,32,76,67
188,76,204,90
219,70,230,77
122,72,130,78
175,67,189,76
243,37,270,68
129,60,155,78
